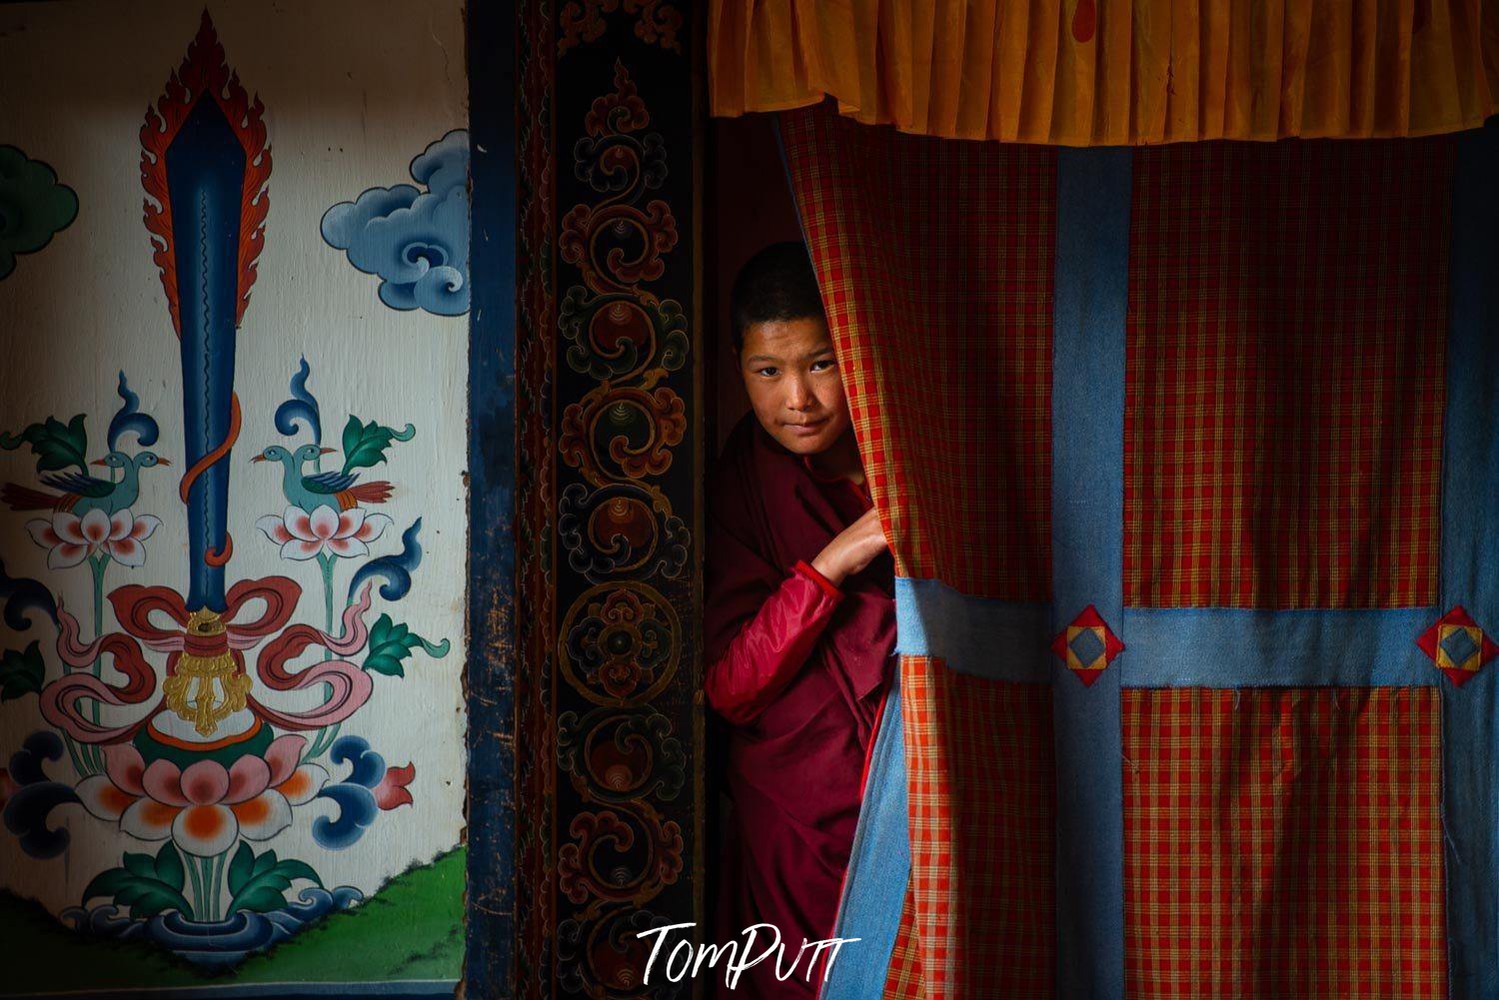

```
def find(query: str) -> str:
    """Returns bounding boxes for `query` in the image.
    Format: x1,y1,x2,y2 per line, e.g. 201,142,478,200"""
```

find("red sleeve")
705,562,844,726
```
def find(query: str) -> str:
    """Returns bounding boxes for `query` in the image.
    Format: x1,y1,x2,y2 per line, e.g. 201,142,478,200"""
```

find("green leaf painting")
226,843,323,914
83,844,192,919
340,416,415,474
364,613,450,677
0,414,87,473
0,642,44,701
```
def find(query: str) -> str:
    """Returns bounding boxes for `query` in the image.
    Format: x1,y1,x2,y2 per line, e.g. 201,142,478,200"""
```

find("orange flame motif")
139,10,271,336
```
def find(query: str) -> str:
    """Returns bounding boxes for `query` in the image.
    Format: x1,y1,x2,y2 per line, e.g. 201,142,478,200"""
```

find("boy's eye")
755,366,779,377
810,359,836,372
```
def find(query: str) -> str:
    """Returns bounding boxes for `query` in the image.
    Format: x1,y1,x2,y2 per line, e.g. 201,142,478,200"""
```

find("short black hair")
730,241,824,352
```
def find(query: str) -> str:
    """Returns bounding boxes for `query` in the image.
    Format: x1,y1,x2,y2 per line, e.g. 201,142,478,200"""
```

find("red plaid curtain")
1125,139,1451,610
780,101,1458,999
782,109,1056,598
782,105,1060,998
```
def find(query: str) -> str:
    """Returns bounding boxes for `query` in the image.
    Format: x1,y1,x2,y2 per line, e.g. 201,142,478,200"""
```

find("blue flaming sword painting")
0,13,441,965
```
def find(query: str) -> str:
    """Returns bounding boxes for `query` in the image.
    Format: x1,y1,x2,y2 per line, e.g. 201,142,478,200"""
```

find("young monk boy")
706,242,896,996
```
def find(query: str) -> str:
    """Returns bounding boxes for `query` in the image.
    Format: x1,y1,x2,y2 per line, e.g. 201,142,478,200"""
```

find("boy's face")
738,316,852,456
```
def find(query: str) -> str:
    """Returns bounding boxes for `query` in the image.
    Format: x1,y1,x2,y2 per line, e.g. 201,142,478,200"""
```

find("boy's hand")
811,508,889,587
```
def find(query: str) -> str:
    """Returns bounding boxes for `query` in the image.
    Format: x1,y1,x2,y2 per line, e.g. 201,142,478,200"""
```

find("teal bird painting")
2,450,170,517
251,443,393,513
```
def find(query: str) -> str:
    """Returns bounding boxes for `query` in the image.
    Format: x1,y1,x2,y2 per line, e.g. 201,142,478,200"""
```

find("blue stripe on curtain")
1051,147,1132,1000
893,578,1049,681
1442,121,1499,1000
825,673,909,995
1121,607,1439,687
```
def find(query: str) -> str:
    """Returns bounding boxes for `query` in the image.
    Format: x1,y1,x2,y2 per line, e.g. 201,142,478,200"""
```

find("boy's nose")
785,381,814,409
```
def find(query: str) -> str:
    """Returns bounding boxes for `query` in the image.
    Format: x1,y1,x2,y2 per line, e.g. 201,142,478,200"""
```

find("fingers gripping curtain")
780,102,1480,999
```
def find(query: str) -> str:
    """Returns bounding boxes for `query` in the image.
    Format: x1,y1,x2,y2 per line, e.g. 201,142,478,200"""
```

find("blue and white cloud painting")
320,129,469,316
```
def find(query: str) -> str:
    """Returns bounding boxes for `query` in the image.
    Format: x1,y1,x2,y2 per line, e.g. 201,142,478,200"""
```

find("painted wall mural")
0,3,467,993
0,145,78,282
321,129,471,316
517,0,702,993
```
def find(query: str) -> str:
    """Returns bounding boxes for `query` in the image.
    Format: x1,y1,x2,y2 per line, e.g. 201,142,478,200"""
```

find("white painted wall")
0,0,467,913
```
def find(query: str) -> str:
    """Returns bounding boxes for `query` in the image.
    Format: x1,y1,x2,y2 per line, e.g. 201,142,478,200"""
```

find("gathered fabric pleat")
711,0,1499,144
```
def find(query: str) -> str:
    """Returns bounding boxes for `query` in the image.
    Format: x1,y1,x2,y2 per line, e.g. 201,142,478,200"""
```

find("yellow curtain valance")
709,0,1499,144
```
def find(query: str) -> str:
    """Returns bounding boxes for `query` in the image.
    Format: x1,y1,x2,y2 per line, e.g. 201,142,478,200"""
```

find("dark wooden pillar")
514,1,704,993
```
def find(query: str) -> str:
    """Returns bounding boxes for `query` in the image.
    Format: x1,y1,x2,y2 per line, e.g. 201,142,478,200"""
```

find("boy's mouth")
784,417,828,436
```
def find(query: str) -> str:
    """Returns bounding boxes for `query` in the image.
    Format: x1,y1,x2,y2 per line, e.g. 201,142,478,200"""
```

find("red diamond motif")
1417,606,1499,687
1050,604,1125,687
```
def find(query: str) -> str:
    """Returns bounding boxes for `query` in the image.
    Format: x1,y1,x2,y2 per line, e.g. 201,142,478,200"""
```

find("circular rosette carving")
558,708,686,804
560,383,686,487
558,906,688,998
559,482,688,583
560,582,679,706
559,199,677,296
557,805,684,908
560,288,687,381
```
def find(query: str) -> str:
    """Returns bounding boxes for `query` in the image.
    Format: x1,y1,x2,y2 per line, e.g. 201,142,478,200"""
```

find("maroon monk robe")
705,414,896,997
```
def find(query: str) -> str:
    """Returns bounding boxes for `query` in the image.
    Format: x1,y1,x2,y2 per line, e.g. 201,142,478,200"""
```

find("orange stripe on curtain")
711,0,1499,144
